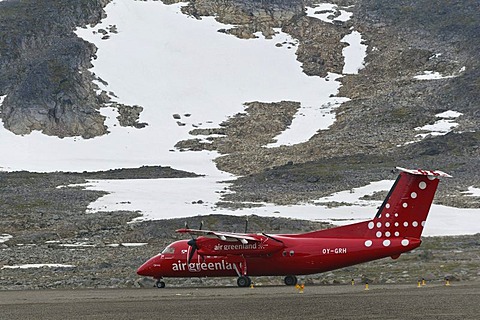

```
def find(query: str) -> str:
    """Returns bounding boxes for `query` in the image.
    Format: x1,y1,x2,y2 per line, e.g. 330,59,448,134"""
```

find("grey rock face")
2,37,108,138
0,0,111,138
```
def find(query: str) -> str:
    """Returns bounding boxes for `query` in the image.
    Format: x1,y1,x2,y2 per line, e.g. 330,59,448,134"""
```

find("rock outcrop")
0,0,112,138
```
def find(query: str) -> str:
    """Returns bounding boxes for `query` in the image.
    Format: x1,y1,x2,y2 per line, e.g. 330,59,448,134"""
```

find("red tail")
369,167,451,239
302,167,451,239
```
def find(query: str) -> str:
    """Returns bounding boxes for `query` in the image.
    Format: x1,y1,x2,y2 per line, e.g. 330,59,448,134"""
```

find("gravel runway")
1,282,479,320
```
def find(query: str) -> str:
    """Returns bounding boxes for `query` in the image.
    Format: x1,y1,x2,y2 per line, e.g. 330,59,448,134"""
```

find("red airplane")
137,167,451,288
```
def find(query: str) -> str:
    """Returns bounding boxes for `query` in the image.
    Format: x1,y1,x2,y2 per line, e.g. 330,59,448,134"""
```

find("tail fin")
371,167,451,239
303,167,451,239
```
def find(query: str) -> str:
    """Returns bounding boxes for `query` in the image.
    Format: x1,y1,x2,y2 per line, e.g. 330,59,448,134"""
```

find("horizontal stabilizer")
396,167,452,178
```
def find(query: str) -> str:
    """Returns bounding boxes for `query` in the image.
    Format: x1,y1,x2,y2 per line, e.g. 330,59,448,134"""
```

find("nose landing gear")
155,279,166,288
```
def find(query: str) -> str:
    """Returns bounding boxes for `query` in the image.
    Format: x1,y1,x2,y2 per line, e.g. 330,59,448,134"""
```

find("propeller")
184,220,204,264
244,216,249,233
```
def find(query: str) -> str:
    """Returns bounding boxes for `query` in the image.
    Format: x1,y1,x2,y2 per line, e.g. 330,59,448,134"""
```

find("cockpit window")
161,246,175,254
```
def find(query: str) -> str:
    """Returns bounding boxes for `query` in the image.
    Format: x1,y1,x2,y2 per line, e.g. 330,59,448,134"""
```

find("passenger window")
289,250,294,256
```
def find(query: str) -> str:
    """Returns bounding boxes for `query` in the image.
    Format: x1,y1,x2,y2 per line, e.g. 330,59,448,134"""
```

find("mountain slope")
0,0,478,216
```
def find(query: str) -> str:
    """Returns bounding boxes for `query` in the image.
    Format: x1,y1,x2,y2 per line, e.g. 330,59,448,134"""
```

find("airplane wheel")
284,275,297,286
155,280,166,288
237,276,251,287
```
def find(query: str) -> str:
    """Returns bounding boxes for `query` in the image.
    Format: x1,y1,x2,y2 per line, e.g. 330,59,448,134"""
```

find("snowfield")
77,177,480,236
0,0,478,236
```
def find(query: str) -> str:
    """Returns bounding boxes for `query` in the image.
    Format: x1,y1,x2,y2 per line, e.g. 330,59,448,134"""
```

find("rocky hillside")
172,0,480,207
0,0,479,289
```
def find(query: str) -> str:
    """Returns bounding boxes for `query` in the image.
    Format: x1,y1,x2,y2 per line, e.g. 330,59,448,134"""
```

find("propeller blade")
187,247,196,264
244,216,249,233
199,220,204,231
187,238,197,248
187,238,197,264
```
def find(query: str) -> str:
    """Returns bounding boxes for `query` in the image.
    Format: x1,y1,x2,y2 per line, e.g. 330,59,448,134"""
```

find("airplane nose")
137,262,152,276
137,258,159,276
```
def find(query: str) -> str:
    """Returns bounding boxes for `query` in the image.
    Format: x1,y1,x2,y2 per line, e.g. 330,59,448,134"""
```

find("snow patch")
266,95,350,147
0,234,12,243
73,176,234,221
120,242,148,247
462,186,480,197
401,110,462,146
1,264,75,269
341,31,367,74
414,67,466,80
59,242,95,248
314,180,393,205
107,243,147,247
414,110,462,139
306,3,353,23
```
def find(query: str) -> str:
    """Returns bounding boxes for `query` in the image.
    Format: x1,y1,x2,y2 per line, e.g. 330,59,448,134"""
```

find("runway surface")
1,282,479,320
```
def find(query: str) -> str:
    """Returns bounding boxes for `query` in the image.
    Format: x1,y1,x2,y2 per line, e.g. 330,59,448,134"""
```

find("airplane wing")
176,228,260,244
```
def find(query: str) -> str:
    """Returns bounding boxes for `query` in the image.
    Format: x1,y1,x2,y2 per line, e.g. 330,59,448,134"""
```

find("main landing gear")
284,275,298,286
236,275,252,287
233,257,252,287
237,275,297,287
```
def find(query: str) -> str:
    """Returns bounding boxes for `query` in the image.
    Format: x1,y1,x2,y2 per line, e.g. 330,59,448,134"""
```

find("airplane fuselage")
138,235,421,279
